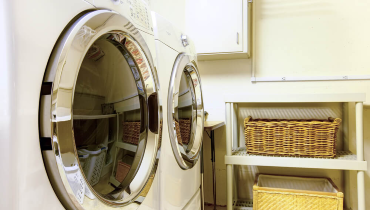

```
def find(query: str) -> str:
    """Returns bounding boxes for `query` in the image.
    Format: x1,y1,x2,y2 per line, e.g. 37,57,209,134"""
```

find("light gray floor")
204,205,227,210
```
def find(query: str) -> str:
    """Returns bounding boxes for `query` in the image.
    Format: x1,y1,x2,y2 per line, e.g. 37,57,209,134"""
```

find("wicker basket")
175,120,183,145
253,174,343,210
179,118,191,145
244,116,341,158
115,161,131,183
122,121,141,145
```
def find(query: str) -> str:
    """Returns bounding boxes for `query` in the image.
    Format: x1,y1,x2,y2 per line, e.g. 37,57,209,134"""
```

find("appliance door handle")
148,92,159,134
139,94,146,133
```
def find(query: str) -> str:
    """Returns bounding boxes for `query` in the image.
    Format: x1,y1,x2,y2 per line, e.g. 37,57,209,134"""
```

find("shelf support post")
356,102,363,161
226,102,233,210
355,102,365,210
357,171,365,210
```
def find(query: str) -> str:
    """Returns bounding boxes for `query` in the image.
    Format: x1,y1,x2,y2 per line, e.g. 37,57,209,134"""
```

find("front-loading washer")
151,12,205,210
1,1,162,209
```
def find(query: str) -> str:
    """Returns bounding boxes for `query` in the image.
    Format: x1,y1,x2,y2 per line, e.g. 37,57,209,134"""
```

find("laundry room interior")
152,0,370,209
1,0,369,210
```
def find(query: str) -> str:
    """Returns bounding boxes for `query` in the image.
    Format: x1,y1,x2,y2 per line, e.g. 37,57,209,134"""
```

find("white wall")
254,0,370,78
0,0,14,209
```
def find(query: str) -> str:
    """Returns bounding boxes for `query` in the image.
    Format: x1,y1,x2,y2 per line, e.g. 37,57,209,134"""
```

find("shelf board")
110,176,121,187
224,93,366,103
232,200,349,210
115,142,138,152
114,96,140,112
204,121,225,131
73,114,116,120
225,147,367,171
178,93,193,108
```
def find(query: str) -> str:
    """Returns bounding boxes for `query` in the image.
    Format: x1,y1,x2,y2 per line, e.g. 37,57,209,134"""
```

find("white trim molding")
251,75,370,82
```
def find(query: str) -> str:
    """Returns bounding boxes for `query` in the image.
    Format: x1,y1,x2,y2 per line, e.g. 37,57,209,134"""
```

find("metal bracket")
181,34,189,47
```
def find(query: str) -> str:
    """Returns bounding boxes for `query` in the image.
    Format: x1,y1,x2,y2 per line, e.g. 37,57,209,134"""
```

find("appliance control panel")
127,0,150,29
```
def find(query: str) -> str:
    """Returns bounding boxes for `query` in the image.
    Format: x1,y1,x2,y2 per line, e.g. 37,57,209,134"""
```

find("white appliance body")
151,12,204,210
1,1,161,209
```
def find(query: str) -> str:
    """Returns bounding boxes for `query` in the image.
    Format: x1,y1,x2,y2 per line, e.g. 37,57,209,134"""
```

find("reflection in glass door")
168,54,204,170
73,33,152,200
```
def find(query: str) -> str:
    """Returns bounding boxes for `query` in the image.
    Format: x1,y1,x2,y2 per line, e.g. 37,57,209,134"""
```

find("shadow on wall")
202,126,227,206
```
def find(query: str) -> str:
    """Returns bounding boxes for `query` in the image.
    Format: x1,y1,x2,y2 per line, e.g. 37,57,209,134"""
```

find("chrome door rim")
42,10,161,209
167,53,204,170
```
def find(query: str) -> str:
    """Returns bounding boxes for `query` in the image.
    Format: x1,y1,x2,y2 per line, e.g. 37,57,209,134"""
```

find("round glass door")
168,53,204,169
74,33,150,199
44,10,161,209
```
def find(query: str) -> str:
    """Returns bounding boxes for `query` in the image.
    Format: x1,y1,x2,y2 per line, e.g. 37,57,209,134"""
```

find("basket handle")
244,116,252,128
64,164,79,172
328,117,342,124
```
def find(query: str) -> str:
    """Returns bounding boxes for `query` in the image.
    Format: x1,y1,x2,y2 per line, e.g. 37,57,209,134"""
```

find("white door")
185,0,243,54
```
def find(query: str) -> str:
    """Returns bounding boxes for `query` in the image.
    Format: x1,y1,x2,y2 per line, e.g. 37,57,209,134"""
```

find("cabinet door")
185,0,243,54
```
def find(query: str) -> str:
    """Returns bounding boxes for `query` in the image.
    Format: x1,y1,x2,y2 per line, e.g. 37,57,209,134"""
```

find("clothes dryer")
1,1,161,209
151,12,204,210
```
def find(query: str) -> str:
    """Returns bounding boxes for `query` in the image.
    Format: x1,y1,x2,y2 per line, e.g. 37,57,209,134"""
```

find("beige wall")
254,0,370,79
149,0,186,32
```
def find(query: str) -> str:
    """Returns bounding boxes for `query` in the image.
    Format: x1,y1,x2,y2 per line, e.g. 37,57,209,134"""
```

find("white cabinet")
185,0,251,60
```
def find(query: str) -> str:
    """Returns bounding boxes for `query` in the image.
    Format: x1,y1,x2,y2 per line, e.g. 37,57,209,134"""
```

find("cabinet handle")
237,32,239,44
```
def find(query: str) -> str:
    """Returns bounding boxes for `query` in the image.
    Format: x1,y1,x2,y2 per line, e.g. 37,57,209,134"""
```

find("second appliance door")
167,53,204,170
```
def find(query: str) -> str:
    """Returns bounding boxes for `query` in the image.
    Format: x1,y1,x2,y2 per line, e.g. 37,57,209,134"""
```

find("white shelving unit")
233,200,253,210
73,114,117,120
110,112,121,187
114,95,140,113
115,142,138,153
108,111,139,187
225,93,367,210
227,148,366,171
